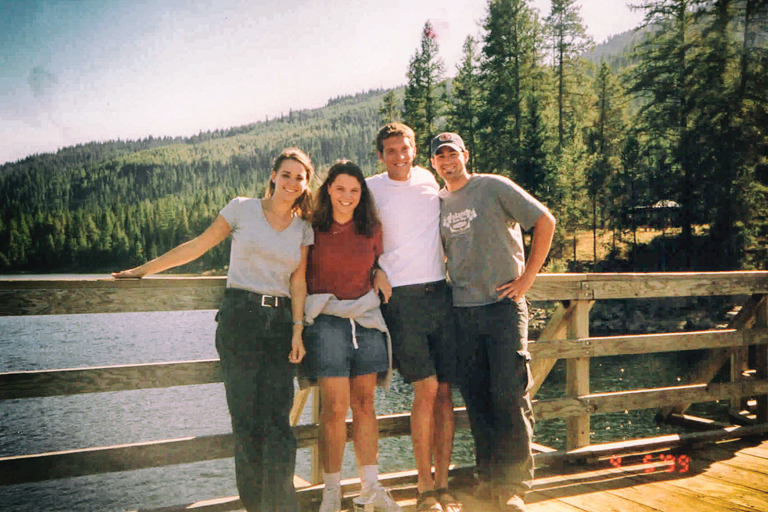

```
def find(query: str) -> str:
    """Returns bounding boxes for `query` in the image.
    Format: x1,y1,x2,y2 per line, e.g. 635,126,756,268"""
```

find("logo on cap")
439,133,452,142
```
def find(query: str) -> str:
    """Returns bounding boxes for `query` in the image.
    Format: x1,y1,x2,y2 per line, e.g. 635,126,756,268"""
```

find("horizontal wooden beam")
84,423,768,512
5,328,764,400
0,276,226,316
0,360,222,400
526,271,768,301
0,433,235,486
663,413,735,431
533,271,768,301
131,466,479,512
533,379,768,420
6,407,764,494
534,422,768,466
2,272,768,316
4,375,767,486
529,327,768,359
0,409,470,486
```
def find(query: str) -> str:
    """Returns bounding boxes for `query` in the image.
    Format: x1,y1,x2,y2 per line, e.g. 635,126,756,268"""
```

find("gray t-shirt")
439,174,549,307
220,197,314,297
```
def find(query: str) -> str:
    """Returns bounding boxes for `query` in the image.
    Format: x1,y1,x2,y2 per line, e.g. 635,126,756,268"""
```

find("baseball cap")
431,132,466,156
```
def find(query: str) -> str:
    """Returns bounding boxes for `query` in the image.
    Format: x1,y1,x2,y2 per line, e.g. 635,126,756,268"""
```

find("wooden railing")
2,272,768,508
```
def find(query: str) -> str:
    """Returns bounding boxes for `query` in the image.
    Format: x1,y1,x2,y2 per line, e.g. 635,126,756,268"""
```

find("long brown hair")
266,147,314,219
312,160,380,237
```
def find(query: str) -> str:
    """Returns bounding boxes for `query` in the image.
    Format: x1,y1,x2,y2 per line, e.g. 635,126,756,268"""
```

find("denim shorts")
302,314,388,379
380,279,457,384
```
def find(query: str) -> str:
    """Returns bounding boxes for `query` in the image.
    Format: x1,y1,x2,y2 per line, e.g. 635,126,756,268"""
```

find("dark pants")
454,299,534,496
215,288,299,512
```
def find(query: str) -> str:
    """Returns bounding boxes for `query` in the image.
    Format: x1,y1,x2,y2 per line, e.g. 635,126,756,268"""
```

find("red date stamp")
608,453,690,473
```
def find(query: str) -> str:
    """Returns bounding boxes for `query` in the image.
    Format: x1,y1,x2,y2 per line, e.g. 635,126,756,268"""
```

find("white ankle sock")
324,471,341,490
359,464,379,495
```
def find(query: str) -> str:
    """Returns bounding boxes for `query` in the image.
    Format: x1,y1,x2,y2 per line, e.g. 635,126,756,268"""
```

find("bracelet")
293,320,304,326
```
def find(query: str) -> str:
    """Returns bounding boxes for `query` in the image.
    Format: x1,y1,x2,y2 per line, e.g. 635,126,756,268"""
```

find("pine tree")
518,93,550,201
403,21,445,166
694,0,768,266
627,0,702,263
447,36,482,170
378,90,400,124
478,0,540,176
545,0,594,150
615,134,644,250
587,62,625,262
8,216,31,268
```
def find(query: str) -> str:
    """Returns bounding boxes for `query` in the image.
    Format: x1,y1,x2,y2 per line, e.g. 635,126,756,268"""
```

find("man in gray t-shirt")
431,132,556,512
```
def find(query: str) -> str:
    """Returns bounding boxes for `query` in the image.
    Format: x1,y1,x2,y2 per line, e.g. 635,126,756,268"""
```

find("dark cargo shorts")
380,279,457,384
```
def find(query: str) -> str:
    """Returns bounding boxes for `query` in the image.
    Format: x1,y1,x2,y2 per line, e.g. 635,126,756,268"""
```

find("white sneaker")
353,483,401,512
319,485,342,512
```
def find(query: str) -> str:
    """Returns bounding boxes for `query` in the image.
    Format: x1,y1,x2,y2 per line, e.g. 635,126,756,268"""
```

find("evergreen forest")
1,0,767,274
0,92,387,273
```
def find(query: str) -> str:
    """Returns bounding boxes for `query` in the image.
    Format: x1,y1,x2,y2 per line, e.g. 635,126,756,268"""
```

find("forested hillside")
2,0,767,275
0,89,390,272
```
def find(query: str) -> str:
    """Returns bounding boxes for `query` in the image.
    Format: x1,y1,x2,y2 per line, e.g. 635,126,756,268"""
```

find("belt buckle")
261,295,279,308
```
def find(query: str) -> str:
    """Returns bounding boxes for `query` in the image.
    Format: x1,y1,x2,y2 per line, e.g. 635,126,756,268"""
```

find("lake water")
0,275,731,511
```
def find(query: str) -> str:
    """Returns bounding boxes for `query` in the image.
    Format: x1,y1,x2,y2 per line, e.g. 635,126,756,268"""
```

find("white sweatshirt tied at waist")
300,289,393,391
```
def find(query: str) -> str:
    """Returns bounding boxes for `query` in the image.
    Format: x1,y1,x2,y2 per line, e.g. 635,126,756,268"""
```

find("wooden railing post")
310,388,324,484
530,303,571,398
731,346,748,414
289,386,324,485
289,388,312,426
566,300,590,450
756,296,768,423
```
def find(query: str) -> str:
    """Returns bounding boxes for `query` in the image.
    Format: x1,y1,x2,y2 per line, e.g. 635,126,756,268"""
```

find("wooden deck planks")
449,436,768,512
125,433,768,512
663,474,768,511
608,479,758,512
695,458,768,493
397,437,768,512
533,487,659,511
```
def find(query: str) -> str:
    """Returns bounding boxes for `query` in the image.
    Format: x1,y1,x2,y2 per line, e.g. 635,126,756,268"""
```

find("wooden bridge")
1,271,768,511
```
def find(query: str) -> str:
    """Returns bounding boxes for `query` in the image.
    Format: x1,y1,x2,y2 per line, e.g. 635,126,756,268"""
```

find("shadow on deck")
137,435,768,512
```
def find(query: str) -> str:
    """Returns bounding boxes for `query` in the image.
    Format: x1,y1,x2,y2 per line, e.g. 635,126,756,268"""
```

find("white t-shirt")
366,166,446,287
220,197,314,296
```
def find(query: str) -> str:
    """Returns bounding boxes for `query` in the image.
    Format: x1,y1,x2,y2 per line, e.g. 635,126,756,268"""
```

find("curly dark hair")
265,147,314,219
312,160,380,237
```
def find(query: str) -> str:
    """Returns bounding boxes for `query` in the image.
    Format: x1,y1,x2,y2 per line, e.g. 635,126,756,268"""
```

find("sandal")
436,488,463,512
416,490,444,512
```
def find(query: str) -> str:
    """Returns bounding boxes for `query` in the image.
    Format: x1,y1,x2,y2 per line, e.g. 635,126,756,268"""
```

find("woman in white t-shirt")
113,147,314,512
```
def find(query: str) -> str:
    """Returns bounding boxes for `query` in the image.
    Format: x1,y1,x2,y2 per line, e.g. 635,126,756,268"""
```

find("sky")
0,0,646,165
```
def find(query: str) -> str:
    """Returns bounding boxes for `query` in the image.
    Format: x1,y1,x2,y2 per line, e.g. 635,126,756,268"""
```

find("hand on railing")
112,267,145,279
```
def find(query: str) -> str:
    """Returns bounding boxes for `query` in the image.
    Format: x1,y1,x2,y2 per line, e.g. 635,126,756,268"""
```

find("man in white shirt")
367,123,461,512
